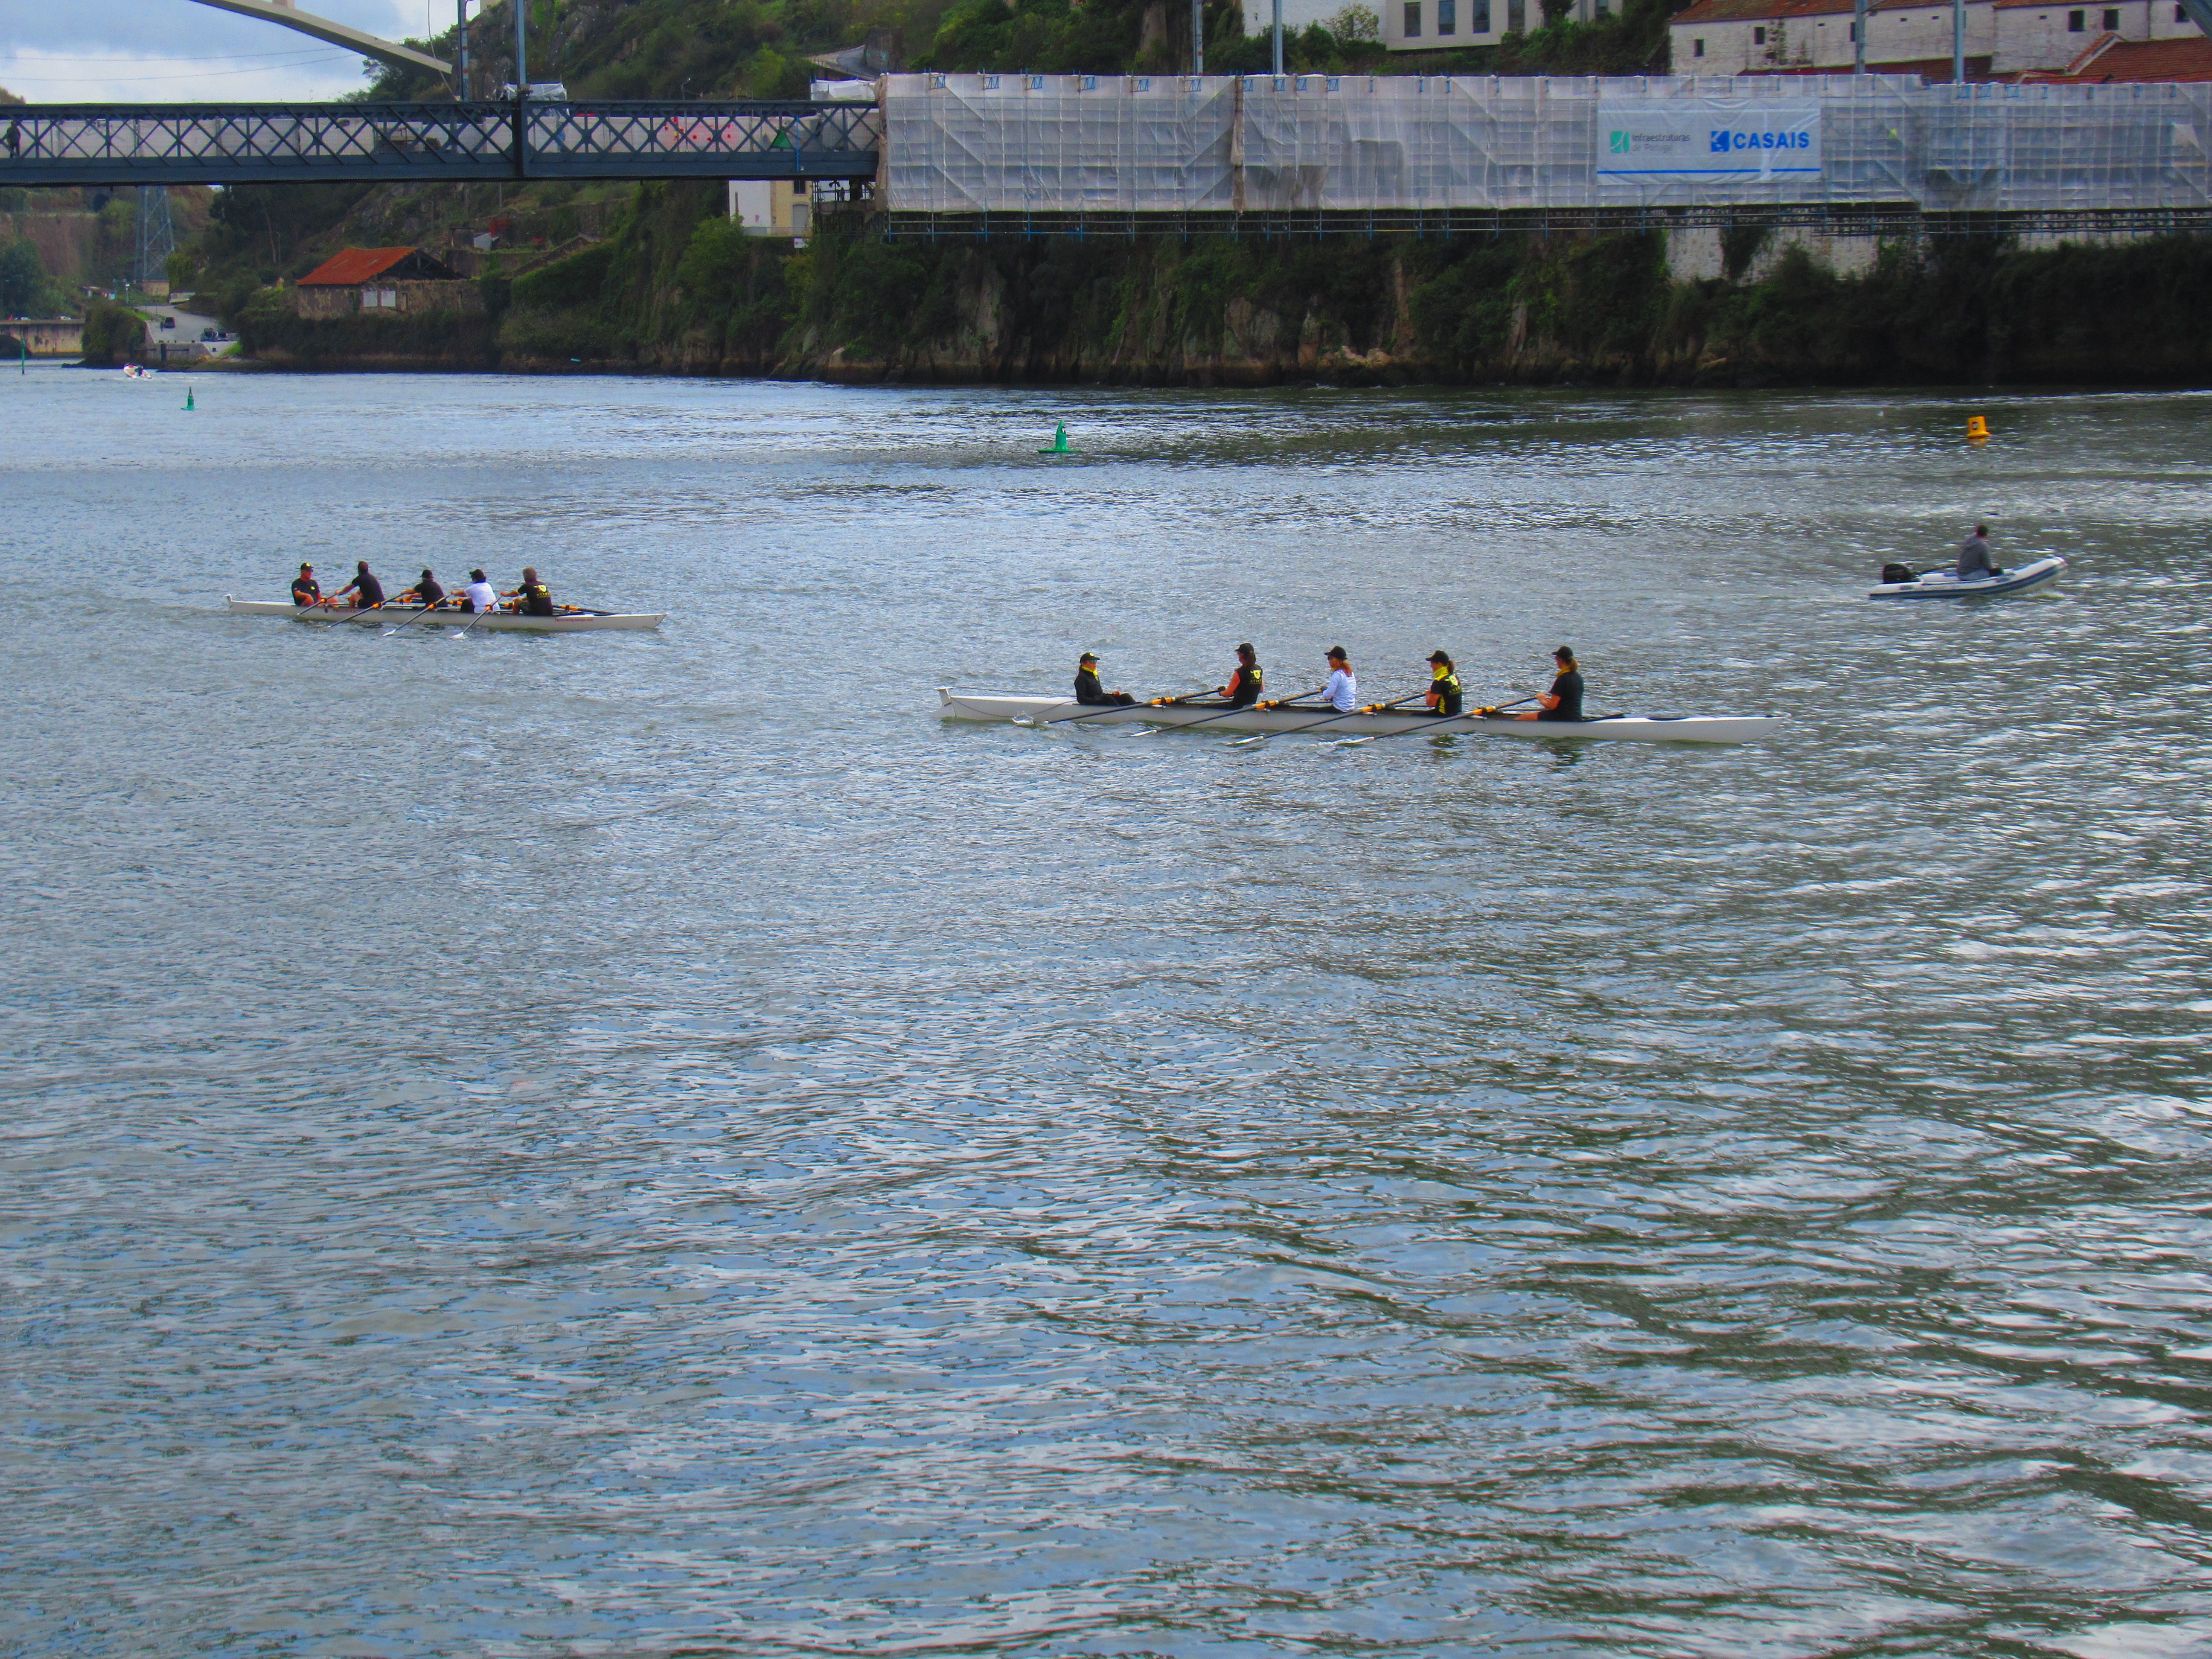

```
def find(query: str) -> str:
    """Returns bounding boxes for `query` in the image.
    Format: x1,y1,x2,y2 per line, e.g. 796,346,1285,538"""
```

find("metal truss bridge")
0,100,881,188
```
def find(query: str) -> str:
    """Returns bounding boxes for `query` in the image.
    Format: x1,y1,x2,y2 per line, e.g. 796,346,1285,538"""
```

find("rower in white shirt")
461,568,499,614
1317,646,1357,711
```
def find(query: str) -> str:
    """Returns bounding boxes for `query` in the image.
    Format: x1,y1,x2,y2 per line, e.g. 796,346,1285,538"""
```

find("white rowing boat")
1868,555,2067,600
939,690,1782,744
227,598,664,633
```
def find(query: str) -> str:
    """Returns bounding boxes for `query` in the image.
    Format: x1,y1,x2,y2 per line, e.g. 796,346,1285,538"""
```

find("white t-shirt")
463,579,498,613
1323,668,1357,711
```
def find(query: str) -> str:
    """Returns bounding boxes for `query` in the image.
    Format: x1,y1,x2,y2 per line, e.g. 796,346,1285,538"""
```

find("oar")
378,597,444,635
1132,685,1318,736
454,600,500,640
1014,688,1205,728
1230,690,1425,746
344,600,388,626
1330,693,1537,747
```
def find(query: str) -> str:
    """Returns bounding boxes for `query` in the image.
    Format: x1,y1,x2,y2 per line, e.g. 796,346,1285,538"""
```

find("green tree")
164,250,198,292
0,237,48,315
81,299,147,366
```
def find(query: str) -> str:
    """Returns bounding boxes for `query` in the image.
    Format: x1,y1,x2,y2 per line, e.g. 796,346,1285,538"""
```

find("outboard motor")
1880,562,1918,585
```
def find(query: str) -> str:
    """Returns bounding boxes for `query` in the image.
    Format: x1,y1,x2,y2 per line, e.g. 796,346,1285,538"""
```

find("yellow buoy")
1966,414,1989,442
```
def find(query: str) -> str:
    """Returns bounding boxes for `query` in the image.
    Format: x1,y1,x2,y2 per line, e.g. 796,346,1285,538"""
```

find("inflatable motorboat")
1869,554,2067,600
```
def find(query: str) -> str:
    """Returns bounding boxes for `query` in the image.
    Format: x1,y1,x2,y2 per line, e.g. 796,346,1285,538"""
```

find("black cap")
470,569,487,582
1428,650,1451,664
1079,651,1099,663
1326,646,1347,661
1236,642,1255,657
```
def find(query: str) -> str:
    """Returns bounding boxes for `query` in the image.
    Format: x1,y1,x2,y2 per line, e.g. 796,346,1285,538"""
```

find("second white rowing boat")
940,690,1781,744
227,598,664,632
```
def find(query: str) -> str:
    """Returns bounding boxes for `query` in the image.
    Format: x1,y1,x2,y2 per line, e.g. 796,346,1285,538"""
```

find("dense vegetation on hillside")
228,166,2212,389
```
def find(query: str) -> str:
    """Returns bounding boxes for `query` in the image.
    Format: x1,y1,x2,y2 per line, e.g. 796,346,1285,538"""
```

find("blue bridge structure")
0,101,882,188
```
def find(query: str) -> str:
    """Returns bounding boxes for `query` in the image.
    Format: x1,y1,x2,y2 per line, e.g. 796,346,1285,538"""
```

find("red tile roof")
2021,33,2212,77
296,247,426,286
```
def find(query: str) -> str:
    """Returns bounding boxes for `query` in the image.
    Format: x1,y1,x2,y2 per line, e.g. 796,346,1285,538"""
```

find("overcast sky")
0,1,442,102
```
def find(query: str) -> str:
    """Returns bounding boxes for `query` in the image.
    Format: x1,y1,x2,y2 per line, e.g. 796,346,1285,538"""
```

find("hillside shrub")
79,299,146,365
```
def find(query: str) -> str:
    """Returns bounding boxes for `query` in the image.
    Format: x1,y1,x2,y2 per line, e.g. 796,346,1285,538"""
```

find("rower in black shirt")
333,560,384,610
291,563,321,607
1212,643,1264,708
505,566,557,617
1508,646,1583,722
1074,651,1136,706
397,568,445,608
1424,650,1463,717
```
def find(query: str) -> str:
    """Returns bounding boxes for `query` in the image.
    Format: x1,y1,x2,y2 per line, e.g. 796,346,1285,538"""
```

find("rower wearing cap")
1213,643,1263,709
1074,652,1136,707
1487,646,1585,722
1316,647,1357,712
397,567,445,608
1424,651,1462,717
505,567,556,618
291,563,321,607
333,560,384,610
460,569,498,614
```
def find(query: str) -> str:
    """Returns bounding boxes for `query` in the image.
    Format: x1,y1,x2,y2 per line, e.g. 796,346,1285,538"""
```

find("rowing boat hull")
227,598,664,632
1868,554,2066,600
939,690,1781,744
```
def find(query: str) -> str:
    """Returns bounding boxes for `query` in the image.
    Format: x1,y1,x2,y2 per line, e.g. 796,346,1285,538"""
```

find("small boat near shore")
940,690,1781,744
1869,555,2067,600
227,598,664,633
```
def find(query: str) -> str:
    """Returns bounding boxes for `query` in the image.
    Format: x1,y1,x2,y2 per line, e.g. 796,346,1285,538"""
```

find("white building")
1382,0,1604,52
1669,0,2206,76
1245,0,1358,36
728,179,812,238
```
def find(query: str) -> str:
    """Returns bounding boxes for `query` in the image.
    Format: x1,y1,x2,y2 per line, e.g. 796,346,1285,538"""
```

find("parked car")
160,315,176,330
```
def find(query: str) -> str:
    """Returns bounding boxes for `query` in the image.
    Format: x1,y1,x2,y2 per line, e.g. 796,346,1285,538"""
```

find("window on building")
2103,5,2119,21
2181,4,2190,20
1405,0,1421,32
1508,0,1525,29
1693,35,1705,54
1753,24,1766,41
2068,8,2086,26
1473,0,1490,29
1439,0,1457,31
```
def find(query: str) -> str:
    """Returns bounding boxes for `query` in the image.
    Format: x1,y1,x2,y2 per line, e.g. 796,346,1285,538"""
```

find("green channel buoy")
183,387,195,411
1037,422,1071,455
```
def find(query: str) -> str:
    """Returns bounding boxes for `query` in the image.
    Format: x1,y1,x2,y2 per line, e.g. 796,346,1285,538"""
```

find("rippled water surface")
6,366,2212,1657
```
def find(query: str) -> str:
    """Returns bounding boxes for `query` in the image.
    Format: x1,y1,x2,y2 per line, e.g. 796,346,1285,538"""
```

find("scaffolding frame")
881,73,2212,223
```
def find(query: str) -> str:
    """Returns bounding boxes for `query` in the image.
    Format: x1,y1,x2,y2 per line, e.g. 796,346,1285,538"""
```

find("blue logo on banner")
1709,129,1812,153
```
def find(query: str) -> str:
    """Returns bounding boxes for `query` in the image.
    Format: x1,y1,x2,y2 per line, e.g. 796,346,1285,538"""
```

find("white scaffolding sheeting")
882,71,2212,215
885,73,1236,211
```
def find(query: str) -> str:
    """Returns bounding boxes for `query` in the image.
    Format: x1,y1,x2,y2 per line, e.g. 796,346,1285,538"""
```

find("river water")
5,365,2210,1657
